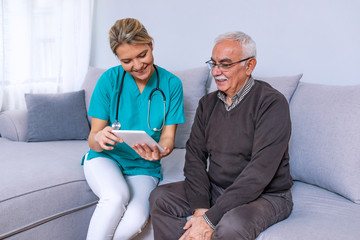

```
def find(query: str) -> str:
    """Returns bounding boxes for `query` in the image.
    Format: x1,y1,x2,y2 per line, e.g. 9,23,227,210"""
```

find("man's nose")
211,65,222,76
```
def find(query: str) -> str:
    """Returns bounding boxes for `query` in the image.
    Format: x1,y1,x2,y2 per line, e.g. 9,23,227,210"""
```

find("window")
0,0,93,111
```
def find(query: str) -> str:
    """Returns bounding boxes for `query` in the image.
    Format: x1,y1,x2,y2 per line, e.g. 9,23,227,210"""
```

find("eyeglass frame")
205,56,255,71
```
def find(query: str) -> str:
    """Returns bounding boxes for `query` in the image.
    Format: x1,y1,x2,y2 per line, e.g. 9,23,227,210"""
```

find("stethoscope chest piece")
111,120,121,130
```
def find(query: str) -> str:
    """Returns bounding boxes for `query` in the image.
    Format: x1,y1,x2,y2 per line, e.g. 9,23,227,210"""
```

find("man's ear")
246,58,257,75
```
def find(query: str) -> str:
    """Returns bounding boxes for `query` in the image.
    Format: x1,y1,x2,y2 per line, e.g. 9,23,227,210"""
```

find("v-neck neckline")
127,70,157,100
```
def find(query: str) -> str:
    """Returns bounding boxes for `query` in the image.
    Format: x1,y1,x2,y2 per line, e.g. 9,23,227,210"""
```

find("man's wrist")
202,213,215,230
193,208,208,216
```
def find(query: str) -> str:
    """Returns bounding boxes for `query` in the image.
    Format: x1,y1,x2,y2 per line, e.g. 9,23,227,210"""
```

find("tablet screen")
112,130,165,153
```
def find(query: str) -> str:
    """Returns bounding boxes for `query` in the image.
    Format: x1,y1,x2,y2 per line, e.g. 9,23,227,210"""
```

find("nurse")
82,18,185,239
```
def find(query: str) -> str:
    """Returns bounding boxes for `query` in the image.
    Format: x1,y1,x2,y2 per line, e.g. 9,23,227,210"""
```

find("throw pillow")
208,74,303,102
289,82,360,203
171,66,210,148
25,90,90,142
255,74,303,102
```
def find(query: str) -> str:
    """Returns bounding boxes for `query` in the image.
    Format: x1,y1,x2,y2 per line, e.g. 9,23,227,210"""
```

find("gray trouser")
149,181,293,240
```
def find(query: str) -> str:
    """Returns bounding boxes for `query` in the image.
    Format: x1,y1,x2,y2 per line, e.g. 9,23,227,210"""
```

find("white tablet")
112,130,165,153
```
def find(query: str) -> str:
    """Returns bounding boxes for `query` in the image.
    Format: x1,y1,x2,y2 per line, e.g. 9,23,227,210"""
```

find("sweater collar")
217,76,255,111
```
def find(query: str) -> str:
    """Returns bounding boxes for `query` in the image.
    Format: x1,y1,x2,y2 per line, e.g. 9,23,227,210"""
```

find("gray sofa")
0,66,359,240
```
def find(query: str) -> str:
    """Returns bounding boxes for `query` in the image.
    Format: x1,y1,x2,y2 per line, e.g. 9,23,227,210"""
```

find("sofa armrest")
0,110,27,141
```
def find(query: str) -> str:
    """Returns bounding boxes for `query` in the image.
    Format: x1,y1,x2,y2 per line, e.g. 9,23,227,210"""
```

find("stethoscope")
111,65,166,132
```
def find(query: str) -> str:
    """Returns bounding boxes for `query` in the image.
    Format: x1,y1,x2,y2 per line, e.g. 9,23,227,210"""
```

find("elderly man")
149,31,293,240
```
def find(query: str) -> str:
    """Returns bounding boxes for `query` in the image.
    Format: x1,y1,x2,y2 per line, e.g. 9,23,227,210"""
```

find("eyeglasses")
205,56,255,71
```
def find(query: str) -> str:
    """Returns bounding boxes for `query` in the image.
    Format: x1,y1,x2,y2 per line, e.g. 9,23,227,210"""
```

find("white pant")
84,157,159,240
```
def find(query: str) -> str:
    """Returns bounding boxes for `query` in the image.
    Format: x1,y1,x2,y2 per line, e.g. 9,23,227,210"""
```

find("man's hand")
179,210,214,240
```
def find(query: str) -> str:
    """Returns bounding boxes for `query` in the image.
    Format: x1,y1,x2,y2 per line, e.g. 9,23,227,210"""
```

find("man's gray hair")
215,31,257,58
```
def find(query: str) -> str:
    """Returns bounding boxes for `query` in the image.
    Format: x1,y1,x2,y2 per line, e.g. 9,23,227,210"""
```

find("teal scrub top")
84,65,185,179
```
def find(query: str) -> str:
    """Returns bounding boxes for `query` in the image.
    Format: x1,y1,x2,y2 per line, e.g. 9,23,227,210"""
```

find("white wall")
90,0,360,85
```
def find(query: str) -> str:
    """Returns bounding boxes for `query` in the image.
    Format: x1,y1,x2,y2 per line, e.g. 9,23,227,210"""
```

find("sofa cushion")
171,67,210,148
208,74,302,102
257,181,360,240
0,110,28,141
160,149,186,185
0,138,98,238
289,82,360,203
25,90,90,142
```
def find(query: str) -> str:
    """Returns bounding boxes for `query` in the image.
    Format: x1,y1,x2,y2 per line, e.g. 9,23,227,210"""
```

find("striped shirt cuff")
202,213,216,230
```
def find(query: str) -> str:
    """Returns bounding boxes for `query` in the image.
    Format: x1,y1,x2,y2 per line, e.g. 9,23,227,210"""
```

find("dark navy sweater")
184,80,293,226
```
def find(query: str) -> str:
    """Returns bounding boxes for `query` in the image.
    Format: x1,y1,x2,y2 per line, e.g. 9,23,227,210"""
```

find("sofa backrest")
81,67,107,123
0,67,302,144
82,67,304,149
0,67,303,147
289,82,360,204
170,67,210,147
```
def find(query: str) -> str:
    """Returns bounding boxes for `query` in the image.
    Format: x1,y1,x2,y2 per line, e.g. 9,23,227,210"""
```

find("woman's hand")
88,118,122,152
94,126,123,151
132,124,177,161
132,144,170,161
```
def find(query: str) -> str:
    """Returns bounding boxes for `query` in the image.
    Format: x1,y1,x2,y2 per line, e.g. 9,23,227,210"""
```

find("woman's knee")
113,204,149,239
99,188,130,209
124,204,149,226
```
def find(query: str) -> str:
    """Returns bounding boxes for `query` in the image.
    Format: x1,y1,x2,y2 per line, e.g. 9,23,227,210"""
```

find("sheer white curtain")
0,0,94,111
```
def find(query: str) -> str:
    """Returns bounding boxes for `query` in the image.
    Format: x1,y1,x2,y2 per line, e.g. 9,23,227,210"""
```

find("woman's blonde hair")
109,18,153,54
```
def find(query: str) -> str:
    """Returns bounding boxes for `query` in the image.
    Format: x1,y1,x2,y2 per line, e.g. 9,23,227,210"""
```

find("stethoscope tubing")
115,65,166,131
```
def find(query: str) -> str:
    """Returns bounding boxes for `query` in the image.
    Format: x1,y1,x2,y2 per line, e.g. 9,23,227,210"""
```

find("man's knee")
150,181,188,218
213,196,287,240
214,211,254,240
149,184,164,203
149,184,171,213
